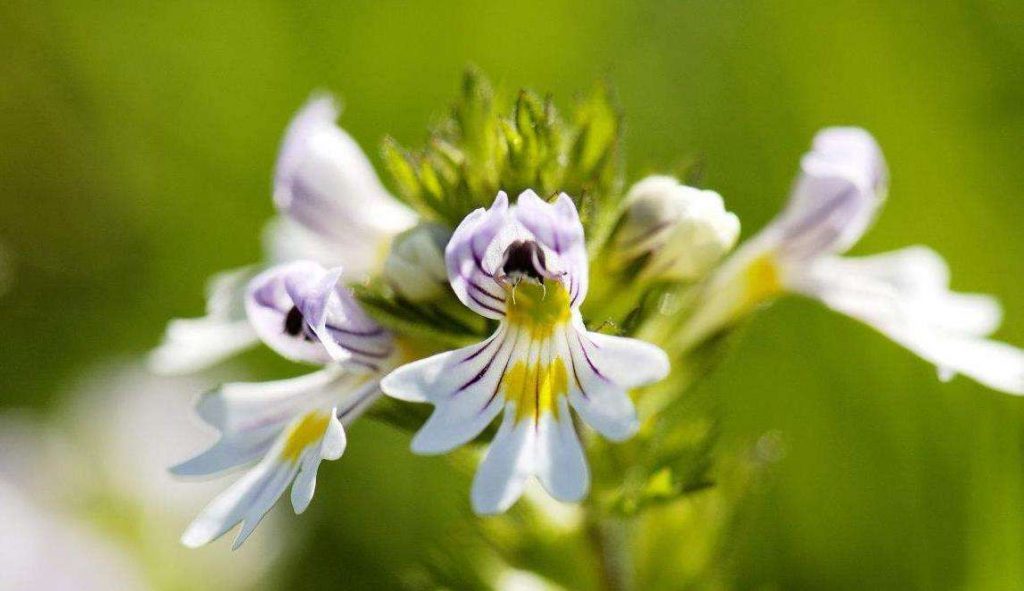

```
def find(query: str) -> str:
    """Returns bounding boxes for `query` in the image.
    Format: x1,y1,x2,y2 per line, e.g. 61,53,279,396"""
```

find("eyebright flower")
615,175,740,282
680,127,1024,394
173,261,393,548
381,190,670,514
270,94,416,273
150,94,414,375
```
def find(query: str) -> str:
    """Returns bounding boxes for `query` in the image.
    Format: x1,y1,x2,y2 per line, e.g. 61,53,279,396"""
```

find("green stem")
586,514,634,591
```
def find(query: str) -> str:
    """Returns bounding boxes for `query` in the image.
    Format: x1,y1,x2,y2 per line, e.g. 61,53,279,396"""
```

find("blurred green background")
2,1,1023,589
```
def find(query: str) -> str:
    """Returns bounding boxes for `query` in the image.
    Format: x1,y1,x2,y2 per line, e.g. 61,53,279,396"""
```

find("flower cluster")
155,75,1023,549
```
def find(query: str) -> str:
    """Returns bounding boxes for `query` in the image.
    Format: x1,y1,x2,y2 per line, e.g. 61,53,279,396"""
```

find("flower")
382,223,451,302
150,94,413,376
615,175,740,282
173,261,393,548
270,94,416,275
381,191,670,514
680,127,1024,394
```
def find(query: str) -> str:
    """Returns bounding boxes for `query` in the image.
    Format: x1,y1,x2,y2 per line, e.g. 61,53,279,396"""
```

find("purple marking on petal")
566,334,589,400
479,350,516,415
575,331,609,382
469,292,506,316
467,277,505,303
460,331,501,363
455,331,509,395
324,322,386,337
782,185,857,246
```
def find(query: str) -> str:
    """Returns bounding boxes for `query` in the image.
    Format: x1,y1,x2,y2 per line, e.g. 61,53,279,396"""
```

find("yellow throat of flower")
743,252,782,306
504,280,572,340
502,280,573,422
281,411,331,461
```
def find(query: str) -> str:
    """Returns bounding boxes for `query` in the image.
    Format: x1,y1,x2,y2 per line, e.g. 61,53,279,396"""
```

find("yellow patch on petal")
505,281,571,340
744,252,782,305
505,357,569,423
281,411,330,462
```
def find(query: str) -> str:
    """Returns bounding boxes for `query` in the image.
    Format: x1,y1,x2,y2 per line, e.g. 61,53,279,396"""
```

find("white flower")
270,94,416,274
148,267,260,375
382,223,451,301
151,94,414,376
174,261,393,548
617,175,740,281
681,127,1024,394
382,191,669,514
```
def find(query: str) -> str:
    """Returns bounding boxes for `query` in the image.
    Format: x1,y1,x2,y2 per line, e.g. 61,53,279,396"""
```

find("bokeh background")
2,1,1023,589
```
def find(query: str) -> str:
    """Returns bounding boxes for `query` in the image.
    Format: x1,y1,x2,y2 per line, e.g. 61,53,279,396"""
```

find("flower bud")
383,223,451,301
615,175,740,282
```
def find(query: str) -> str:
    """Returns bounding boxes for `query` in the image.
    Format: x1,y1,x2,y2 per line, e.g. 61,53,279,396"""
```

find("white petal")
776,127,888,259
382,327,519,453
171,368,355,477
445,192,510,319
149,266,259,375
291,411,346,514
149,317,258,375
471,408,535,515
273,94,415,244
561,324,667,441
262,216,347,268
514,191,589,306
795,253,1024,395
534,398,589,502
181,408,342,548
180,457,297,549
582,324,671,389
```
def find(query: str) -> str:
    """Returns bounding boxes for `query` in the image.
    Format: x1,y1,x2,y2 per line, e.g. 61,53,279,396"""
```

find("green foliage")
380,68,623,235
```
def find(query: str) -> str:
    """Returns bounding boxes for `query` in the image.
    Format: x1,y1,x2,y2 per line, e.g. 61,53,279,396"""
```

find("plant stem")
586,514,634,591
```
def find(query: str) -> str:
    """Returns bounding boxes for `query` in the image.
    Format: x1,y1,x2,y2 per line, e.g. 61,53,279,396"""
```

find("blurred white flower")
0,479,149,591
616,175,740,282
151,93,415,376
272,94,416,276
0,361,281,590
681,127,1024,394
382,223,451,301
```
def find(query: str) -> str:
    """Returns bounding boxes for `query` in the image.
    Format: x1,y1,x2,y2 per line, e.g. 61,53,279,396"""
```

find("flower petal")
560,323,669,441
291,411,345,514
776,127,888,260
794,252,1024,395
514,191,589,306
445,192,511,319
381,327,519,453
246,261,334,364
180,408,344,549
273,94,415,244
471,408,535,515
245,261,392,368
171,368,374,477
534,398,589,502
149,267,259,375
262,217,347,268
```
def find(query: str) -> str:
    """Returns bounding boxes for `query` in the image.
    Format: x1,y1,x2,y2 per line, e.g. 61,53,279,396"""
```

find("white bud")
383,223,451,302
616,175,740,282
